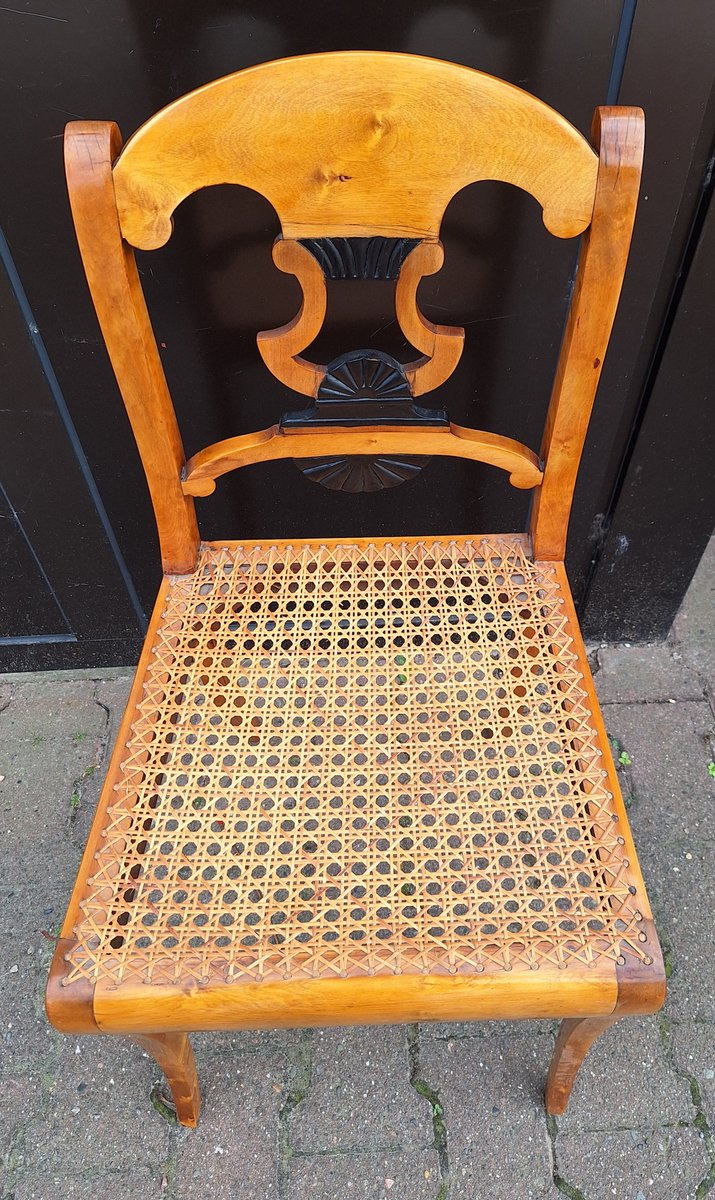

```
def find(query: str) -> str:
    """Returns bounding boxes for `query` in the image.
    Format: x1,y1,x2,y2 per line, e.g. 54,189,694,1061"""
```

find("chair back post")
64,121,200,575
529,106,644,561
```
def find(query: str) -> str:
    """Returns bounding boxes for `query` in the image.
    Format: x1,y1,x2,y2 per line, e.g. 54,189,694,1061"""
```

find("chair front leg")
135,1032,201,1127
545,1016,617,1115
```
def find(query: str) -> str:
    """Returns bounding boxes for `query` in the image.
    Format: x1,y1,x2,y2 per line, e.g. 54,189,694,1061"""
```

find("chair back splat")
48,54,663,1130
64,53,642,566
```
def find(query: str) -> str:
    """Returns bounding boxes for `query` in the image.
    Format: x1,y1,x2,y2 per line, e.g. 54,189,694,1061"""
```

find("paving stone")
193,1026,301,1058
0,887,68,1077
66,676,131,850
673,535,715,689
418,1031,554,1199
555,1018,694,1134
555,1125,710,1200
287,1148,442,1200
640,842,715,1022
670,1020,715,1125
289,1026,431,1154
0,1075,38,1161
0,679,106,884
174,1050,287,1199
10,1167,161,1200
1,541,714,1198
21,1034,171,1174
602,700,715,846
595,644,703,704
420,1017,554,1041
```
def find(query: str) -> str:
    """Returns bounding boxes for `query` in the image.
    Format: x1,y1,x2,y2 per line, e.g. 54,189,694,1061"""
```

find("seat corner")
45,936,99,1034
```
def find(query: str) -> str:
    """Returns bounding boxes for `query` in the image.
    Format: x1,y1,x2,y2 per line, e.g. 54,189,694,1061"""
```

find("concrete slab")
595,643,704,704
602,699,715,845
418,1030,555,1199
641,841,715,1022
21,1036,171,1174
289,1026,431,1153
555,1126,710,1200
673,535,715,690
0,679,107,885
9,1167,162,1200
670,1020,715,1127
287,1148,442,1200
173,1050,288,1199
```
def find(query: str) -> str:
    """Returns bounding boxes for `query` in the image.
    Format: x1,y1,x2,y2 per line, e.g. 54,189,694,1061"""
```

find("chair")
46,51,664,1127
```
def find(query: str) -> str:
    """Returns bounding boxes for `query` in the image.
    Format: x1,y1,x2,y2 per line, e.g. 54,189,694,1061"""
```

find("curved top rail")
114,51,598,250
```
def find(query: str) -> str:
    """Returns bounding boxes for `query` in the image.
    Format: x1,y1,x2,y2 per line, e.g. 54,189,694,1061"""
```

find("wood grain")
257,236,465,399
65,122,199,574
113,51,598,250
545,1017,617,1115
50,68,659,1128
530,108,645,560
94,967,619,1035
257,238,327,397
396,240,465,395
181,422,544,495
135,1033,201,1127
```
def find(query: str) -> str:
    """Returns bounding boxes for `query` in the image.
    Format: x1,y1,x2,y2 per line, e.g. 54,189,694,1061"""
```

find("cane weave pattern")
63,537,652,989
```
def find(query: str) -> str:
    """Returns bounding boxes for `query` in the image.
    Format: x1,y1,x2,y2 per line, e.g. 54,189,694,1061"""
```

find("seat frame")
46,52,664,1128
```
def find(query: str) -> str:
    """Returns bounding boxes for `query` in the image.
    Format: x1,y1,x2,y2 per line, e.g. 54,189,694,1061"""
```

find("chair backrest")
64,51,643,574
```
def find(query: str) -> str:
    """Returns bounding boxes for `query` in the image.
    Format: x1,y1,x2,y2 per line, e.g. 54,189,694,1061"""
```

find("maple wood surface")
50,57,660,1128
181,423,544,495
113,51,599,250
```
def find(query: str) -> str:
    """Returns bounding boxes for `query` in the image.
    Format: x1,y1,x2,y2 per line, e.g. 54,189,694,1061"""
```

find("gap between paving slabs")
275,1025,449,1200
556,652,715,1199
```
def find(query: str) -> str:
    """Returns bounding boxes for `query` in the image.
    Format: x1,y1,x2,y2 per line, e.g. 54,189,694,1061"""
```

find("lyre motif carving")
256,237,464,491
256,236,465,401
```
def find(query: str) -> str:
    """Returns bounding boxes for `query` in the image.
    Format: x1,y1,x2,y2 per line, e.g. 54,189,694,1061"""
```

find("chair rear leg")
135,1032,201,1127
545,1017,617,1115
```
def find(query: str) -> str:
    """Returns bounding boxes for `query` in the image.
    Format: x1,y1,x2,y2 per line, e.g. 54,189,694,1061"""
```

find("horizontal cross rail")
181,423,543,496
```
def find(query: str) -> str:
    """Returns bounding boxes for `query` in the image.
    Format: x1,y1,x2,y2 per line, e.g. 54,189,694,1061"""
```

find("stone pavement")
1,538,714,1200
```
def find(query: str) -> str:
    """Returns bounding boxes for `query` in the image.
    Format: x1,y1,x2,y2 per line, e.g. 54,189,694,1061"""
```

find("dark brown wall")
1,0,713,668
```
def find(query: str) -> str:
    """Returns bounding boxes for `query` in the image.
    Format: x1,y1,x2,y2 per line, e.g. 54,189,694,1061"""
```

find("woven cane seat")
60,535,653,997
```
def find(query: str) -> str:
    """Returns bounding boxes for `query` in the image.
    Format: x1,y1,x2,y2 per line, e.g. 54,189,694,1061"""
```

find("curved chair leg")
135,1032,201,1127
545,1017,617,1116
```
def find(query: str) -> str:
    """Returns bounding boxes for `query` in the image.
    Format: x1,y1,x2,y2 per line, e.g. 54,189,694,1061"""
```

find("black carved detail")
281,350,448,429
293,454,431,494
299,236,420,280
283,350,446,493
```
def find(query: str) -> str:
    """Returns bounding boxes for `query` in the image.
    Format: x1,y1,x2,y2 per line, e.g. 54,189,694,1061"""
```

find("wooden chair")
46,51,664,1127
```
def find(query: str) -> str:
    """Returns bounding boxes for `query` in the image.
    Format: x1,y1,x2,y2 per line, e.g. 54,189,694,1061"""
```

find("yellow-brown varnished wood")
95,969,619,1037
530,108,644,559
48,537,661,1034
135,1033,201,1127
545,1017,618,1115
48,59,661,1128
396,241,465,396
256,238,327,397
181,423,544,496
256,237,465,399
113,52,598,250
64,123,199,574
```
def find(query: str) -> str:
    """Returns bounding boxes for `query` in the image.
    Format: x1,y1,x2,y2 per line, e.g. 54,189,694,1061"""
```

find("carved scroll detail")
256,239,326,397
397,241,465,396
256,237,464,400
